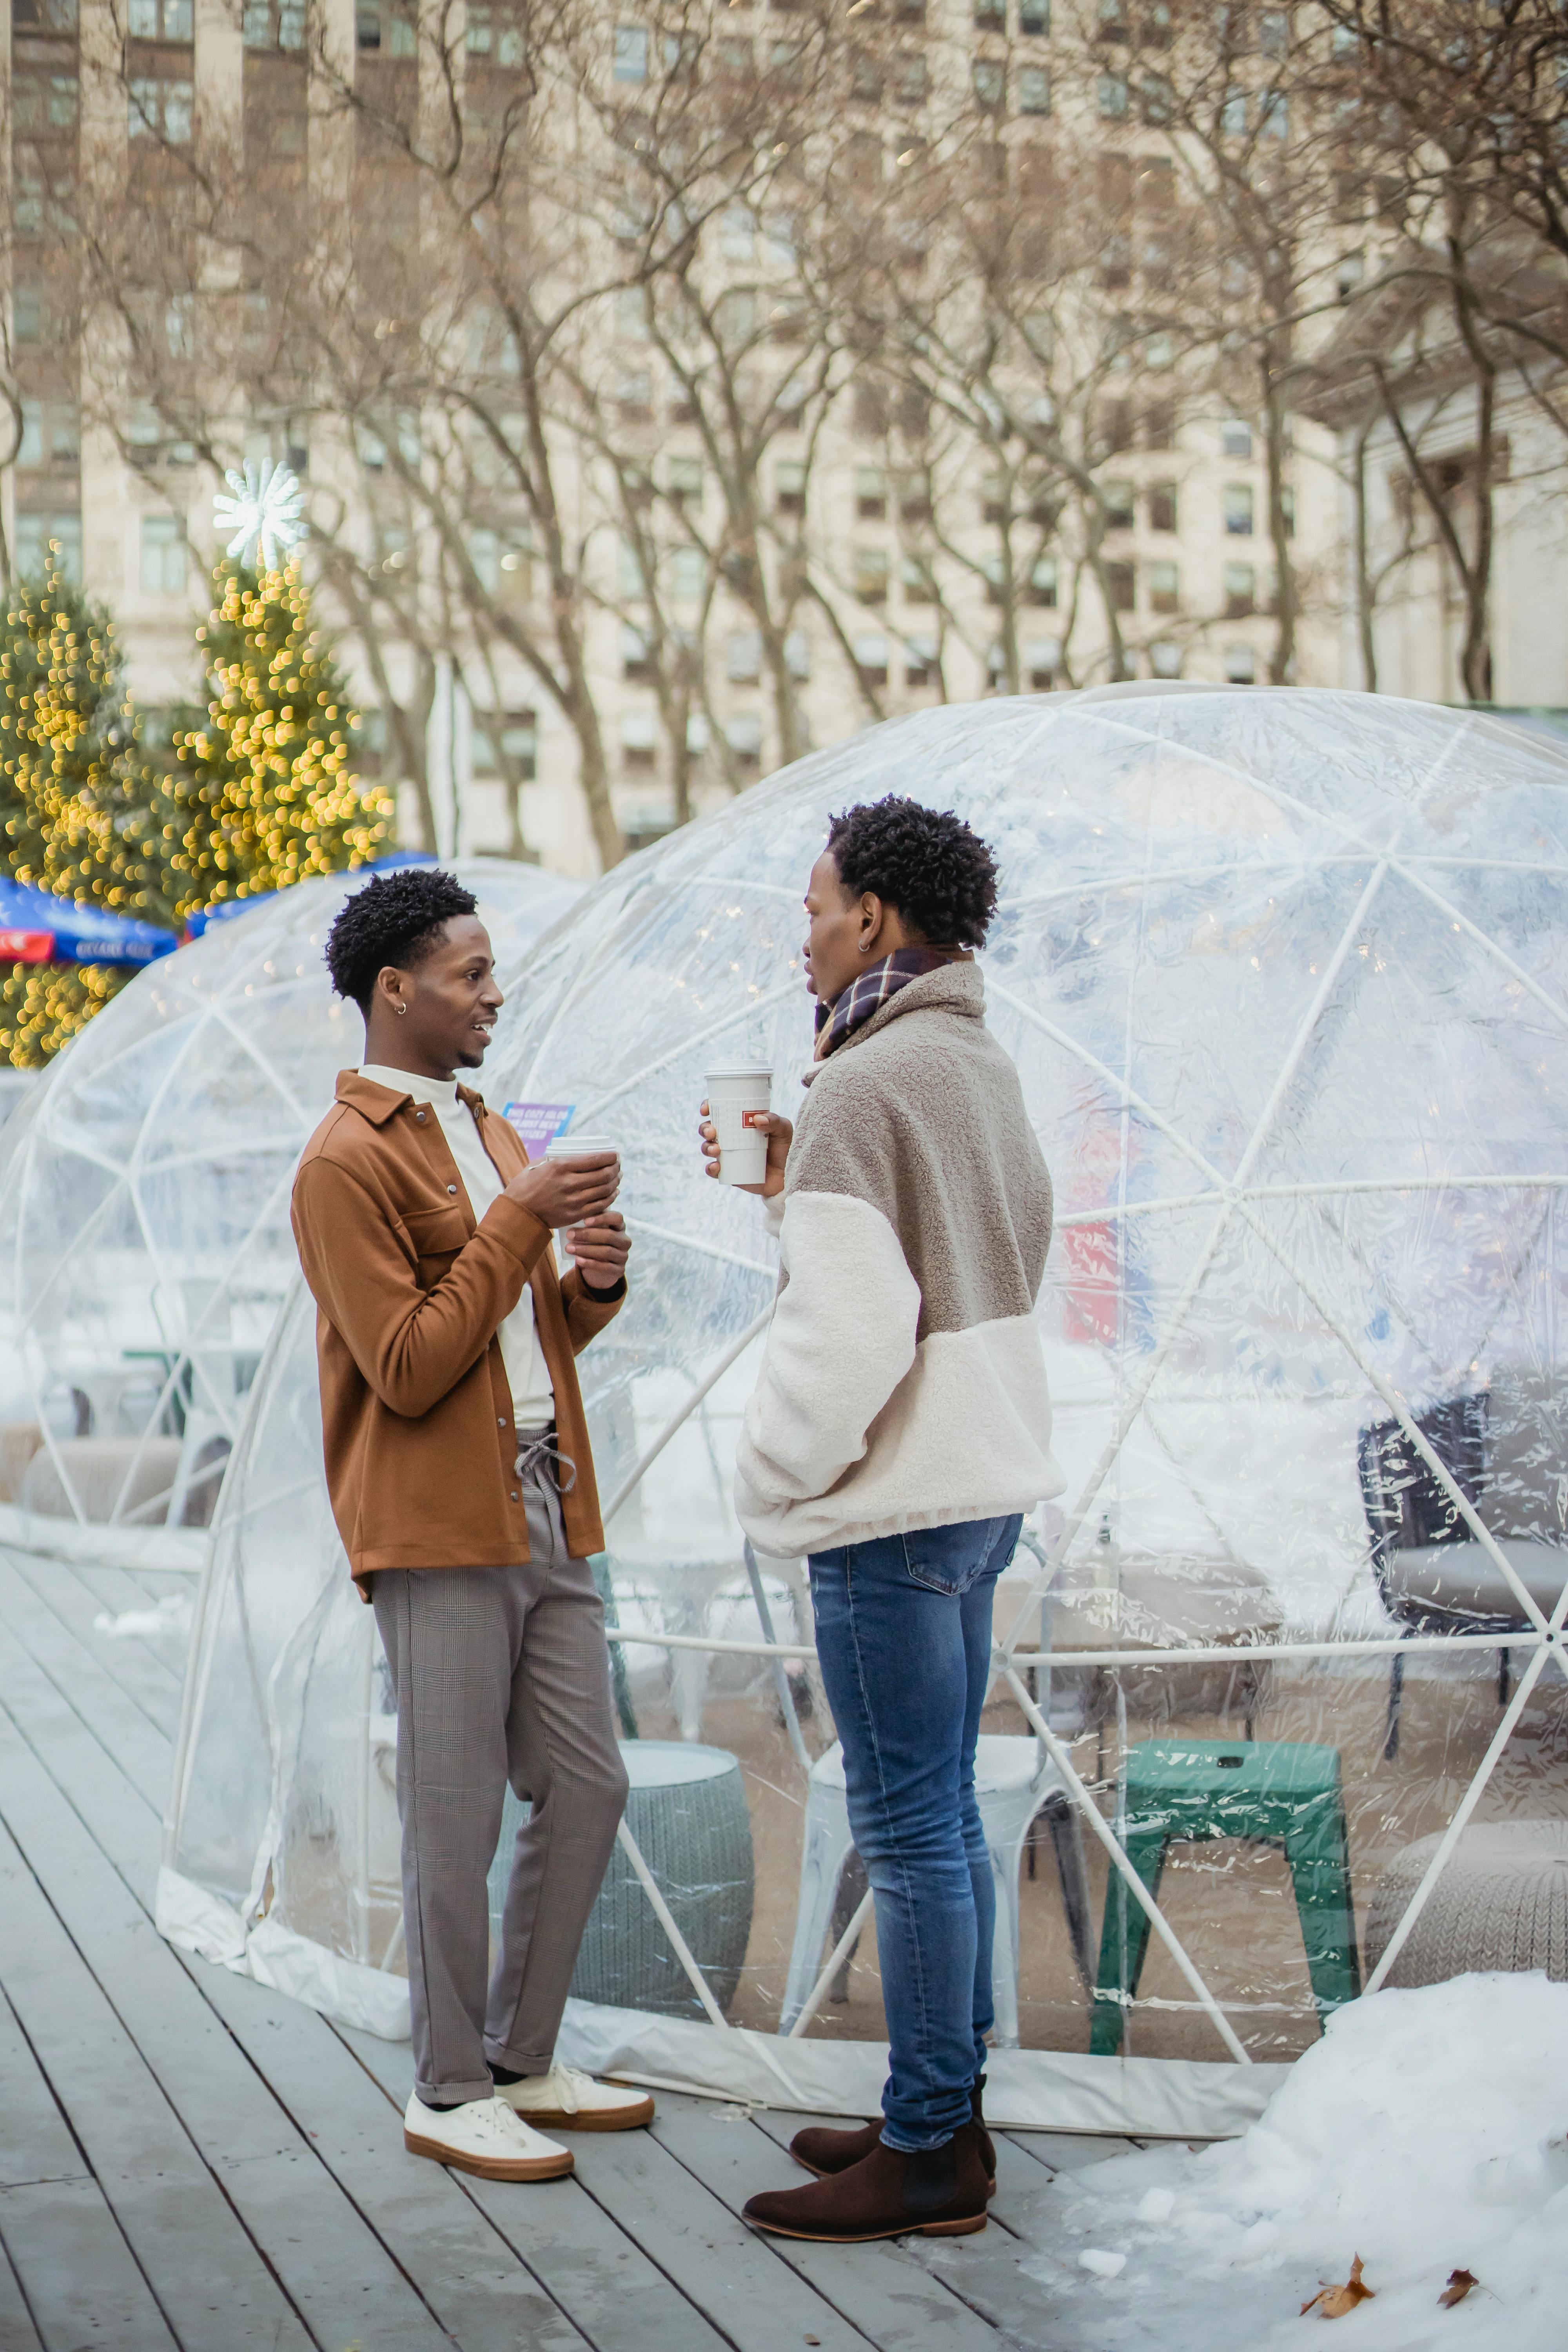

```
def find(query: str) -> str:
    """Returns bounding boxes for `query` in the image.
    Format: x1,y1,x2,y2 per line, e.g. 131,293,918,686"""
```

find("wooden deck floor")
0,1548,1137,2352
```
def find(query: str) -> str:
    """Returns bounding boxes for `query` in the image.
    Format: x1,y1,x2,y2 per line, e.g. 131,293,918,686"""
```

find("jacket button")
498,1416,506,1427
416,1111,426,1122
510,1490,519,1501
446,1183,457,1194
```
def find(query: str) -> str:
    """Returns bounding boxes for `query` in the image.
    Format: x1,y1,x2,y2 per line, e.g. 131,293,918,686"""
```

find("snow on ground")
1010,1975,1568,2350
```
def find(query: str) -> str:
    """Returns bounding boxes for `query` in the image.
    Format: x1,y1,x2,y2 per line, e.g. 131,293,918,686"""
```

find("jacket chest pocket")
401,1202,471,1281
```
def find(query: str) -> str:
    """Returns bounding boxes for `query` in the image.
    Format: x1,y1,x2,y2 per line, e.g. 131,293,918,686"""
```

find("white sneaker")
402,2090,574,2180
493,2063,655,2132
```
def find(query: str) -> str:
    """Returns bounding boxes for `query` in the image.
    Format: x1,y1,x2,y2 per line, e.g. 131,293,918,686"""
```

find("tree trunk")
1352,421,1378,694
1263,364,1298,686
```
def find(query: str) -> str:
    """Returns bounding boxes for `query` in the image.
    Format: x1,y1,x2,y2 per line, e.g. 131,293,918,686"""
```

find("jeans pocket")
899,1522,991,1596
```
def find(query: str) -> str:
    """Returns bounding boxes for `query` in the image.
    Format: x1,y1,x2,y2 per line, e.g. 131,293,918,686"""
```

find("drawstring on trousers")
515,1425,577,1494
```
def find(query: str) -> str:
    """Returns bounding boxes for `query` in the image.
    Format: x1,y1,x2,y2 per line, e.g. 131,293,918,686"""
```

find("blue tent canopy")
0,878,176,969
182,853,436,940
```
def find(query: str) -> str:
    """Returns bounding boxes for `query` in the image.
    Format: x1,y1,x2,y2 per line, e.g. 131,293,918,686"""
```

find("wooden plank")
0,1678,461,2352
7,1553,184,1734
647,2094,1004,2351
0,1558,171,1812
342,2026,775,2352
0,1822,303,2352
0,1987,176,2352
0,2232,46,2352
0,1621,580,2352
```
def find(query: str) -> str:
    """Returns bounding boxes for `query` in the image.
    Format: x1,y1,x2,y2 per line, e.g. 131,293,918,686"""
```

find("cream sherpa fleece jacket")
734,960,1063,1558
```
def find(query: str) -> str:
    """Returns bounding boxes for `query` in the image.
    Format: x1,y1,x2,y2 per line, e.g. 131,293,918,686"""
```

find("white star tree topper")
212,459,309,575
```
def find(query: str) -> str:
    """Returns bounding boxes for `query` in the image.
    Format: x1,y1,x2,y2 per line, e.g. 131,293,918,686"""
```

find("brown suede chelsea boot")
744,2122,990,2243
788,2076,996,2195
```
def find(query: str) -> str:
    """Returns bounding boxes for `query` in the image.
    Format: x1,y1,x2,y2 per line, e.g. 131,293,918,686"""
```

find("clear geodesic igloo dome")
0,857,579,1566
162,690,1568,2134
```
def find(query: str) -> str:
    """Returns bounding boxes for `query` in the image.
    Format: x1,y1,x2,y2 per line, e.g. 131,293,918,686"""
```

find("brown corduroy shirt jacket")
291,1070,626,1595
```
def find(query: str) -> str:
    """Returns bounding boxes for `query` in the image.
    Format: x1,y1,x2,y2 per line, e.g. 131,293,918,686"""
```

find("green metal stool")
1090,1739,1361,2056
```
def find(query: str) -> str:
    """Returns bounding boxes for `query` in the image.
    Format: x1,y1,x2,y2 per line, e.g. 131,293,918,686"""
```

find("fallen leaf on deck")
1301,2256,1376,2318
1439,2270,1478,2308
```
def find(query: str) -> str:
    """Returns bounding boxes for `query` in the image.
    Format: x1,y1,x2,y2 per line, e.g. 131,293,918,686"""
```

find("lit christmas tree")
165,558,392,920
0,561,169,1063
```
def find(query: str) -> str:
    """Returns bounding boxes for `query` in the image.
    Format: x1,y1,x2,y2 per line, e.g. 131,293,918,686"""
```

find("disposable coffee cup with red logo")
705,1066,772,1186
543,1133,619,1265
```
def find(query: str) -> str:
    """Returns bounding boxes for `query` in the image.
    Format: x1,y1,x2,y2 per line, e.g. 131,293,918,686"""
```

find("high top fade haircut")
325,867,479,1013
826,796,1000,949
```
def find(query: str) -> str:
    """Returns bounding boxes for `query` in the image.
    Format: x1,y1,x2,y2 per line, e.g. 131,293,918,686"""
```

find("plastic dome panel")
162,694,1568,2132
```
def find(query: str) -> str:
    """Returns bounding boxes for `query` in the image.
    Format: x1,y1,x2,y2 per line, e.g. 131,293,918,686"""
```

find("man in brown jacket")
292,866,650,2185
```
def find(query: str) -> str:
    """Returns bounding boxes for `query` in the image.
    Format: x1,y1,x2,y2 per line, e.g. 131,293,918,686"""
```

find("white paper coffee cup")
705,1066,771,1186
543,1134,619,1264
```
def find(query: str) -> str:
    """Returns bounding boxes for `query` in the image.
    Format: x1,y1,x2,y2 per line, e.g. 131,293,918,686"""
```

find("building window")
903,633,937,687
669,546,704,599
1259,6,1288,53
621,625,652,681
1098,70,1128,116
1104,478,1135,531
1224,643,1256,684
1020,0,1049,28
129,0,192,36
1225,561,1256,615
1105,560,1136,612
853,630,889,687
901,553,937,604
785,629,810,679
612,24,648,80
895,53,929,103
129,78,194,139
854,547,890,604
1028,557,1058,607
473,710,537,780
1221,417,1252,459
973,60,1005,111
1149,481,1178,532
725,713,762,773
720,205,755,261
1224,483,1255,535
776,460,807,518
15,513,81,583
1018,65,1051,114
1148,559,1178,613
668,456,703,506
727,629,762,683
1143,1,1171,46
856,466,887,520
140,513,186,593
1280,485,1296,537
1025,635,1061,688
973,0,1005,23
620,711,658,771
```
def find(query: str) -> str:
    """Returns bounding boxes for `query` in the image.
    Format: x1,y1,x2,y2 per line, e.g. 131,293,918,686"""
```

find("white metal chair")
780,1733,1093,2043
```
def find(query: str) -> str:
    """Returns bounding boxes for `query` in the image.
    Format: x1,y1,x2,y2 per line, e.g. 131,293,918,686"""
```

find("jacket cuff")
561,1265,626,1348
476,1193,553,1275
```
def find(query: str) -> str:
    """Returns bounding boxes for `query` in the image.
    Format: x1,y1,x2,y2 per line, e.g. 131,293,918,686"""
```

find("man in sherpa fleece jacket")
700,795,1061,2246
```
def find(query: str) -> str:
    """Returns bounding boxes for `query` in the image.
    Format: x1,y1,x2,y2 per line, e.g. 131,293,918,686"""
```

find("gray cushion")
1365,1821,1568,1987
1381,1539,1566,1627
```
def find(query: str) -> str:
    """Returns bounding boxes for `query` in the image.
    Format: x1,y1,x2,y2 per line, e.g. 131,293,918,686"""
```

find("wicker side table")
1364,1821,1568,1987
489,1740,755,2018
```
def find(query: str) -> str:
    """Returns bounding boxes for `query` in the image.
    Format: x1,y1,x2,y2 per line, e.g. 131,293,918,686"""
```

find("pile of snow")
1023,1974,1568,2349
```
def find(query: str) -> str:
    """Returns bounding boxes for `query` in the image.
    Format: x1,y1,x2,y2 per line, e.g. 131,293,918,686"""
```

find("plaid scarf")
813,946,955,1062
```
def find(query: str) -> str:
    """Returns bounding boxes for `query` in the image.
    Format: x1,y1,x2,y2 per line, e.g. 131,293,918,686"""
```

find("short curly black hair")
325,866,479,1011
825,796,999,948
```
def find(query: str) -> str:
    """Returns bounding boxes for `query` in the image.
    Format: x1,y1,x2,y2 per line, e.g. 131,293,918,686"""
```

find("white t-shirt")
360,1064,555,1427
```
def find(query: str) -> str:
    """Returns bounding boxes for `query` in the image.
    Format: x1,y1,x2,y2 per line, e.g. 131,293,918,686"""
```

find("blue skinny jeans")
807,1512,1023,2152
